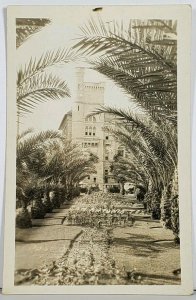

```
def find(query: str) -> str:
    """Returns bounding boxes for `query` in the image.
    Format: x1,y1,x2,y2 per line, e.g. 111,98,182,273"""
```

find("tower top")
75,68,105,105
76,67,85,85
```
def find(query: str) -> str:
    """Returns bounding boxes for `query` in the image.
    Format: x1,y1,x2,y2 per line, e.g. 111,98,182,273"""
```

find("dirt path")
15,198,181,285
110,219,181,285
15,204,83,276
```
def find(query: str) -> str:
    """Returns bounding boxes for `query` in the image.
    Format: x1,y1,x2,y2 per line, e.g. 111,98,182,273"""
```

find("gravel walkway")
15,198,181,285
15,204,83,281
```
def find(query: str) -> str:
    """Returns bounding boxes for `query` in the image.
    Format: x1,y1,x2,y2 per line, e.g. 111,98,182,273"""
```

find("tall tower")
72,68,105,190
59,68,121,191
72,67,85,139
76,67,85,105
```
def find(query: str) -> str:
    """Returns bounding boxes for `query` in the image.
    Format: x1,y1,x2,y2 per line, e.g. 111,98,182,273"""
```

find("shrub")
151,198,161,219
108,186,120,193
30,187,46,218
135,185,146,202
160,184,172,229
145,191,161,220
171,195,180,244
43,197,53,213
31,195,46,219
91,185,100,192
58,186,67,204
42,188,53,213
80,187,88,193
170,168,180,243
72,187,80,198
16,208,32,228
50,188,61,208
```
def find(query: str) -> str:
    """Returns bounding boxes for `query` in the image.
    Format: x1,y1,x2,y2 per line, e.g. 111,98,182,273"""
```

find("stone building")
59,68,123,191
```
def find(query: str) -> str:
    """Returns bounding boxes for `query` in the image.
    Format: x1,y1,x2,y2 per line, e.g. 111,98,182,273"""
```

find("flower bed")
16,228,141,285
64,192,149,228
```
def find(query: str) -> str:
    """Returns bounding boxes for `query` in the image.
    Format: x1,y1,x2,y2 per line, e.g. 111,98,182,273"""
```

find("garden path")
15,196,180,285
110,220,180,285
15,203,83,279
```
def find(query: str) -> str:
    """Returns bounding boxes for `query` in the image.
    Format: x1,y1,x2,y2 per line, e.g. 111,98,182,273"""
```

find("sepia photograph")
3,5,192,294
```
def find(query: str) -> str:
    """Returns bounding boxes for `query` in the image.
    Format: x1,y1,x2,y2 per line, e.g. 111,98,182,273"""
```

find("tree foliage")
17,49,77,116
16,18,77,118
17,130,98,206
16,18,51,48
73,18,177,121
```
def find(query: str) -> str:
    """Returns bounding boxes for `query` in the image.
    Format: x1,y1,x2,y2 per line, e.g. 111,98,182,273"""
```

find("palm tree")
16,17,77,133
73,18,177,120
91,106,178,237
111,152,149,195
17,48,77,120
16,129,62,227
16,130,62,203
40,139,98,199
16,130,98,226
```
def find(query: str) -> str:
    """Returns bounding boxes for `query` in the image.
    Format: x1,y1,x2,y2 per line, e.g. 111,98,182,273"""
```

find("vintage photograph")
3,5,193,294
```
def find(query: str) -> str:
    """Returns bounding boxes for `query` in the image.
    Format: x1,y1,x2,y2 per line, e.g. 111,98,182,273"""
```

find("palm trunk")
44,187,53,212
16,193,32,228
160,182,172,229
150,189,162,220
31,188,46,219
170,167,180,243
119,182,125,195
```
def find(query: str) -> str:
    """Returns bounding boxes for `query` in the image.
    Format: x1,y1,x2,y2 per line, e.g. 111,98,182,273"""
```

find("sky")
17,7,136,133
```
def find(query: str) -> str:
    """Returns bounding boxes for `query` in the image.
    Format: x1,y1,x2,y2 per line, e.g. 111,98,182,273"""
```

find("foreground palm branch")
17,73,70,114
73,18,177,119
17,48,77,116
16,18,51,48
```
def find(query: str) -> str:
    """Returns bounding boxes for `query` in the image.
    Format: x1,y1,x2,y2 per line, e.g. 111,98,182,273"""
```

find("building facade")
59,68,122,191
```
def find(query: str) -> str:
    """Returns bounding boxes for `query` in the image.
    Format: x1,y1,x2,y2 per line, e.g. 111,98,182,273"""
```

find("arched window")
89,126,92,136
85,115,96,122
84,124,96,136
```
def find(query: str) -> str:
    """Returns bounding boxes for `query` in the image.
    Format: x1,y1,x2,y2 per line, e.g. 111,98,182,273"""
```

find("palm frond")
17,48,77,87
17,128,33,141
129,19,177,63
90,56,176,117
17,73,70,115
16,18,51,48
92,106,174,162
73,17,177,118
74,17,176,70
17,130,62,165
91,105,176,190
